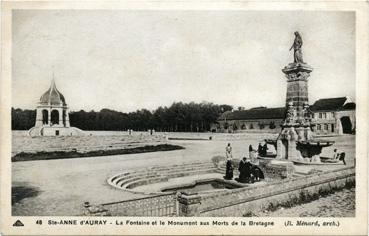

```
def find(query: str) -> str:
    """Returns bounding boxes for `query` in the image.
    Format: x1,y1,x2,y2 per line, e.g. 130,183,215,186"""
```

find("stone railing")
84,192,178,217
176,166,354,216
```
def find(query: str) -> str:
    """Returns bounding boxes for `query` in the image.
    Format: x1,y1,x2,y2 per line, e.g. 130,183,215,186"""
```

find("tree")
12,101,232,132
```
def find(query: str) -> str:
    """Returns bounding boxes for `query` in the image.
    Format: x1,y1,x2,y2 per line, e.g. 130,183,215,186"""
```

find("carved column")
282,63,313,123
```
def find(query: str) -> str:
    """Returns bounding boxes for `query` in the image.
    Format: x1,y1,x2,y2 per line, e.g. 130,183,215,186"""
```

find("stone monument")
276,32,333,161
28,77,85,137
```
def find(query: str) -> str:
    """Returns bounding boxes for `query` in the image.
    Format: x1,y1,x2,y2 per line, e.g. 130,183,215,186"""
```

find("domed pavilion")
28,79,84,136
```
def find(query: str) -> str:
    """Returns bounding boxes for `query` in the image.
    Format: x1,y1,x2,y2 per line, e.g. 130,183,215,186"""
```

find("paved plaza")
12,132,355,216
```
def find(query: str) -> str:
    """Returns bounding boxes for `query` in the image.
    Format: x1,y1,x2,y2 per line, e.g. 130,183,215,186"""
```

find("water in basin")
161,179,242,194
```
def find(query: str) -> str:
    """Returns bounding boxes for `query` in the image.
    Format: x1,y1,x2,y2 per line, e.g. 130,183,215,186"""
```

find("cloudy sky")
12,10,355,112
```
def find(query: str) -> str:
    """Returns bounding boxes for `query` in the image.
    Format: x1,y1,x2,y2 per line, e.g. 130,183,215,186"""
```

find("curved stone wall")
107,161,222,194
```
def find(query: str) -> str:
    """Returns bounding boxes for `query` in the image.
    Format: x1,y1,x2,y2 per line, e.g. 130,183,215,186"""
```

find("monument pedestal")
277,62,313,161
275,33,334,164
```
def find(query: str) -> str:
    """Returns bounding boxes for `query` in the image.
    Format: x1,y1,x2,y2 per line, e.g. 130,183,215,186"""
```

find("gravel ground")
258,188,355,217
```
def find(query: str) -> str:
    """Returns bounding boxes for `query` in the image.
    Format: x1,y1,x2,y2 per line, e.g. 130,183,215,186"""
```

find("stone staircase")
107,161,220,194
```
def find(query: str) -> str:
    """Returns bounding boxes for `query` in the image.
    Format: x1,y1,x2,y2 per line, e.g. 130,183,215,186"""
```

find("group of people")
224,143,264,183
257,142,268,157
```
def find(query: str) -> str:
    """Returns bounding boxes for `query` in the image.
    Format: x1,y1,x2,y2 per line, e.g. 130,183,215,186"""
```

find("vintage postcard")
0,1,368,235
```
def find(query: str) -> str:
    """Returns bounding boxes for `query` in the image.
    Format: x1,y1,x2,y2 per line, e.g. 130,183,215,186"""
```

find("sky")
12,10,355,112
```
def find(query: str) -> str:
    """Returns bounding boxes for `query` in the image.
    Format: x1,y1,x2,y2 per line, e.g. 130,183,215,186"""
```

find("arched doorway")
340,116,352,134
51,110,59,125
42,109,48,124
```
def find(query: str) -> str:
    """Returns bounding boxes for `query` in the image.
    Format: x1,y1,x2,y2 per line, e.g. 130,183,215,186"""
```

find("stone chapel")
28,79,84,137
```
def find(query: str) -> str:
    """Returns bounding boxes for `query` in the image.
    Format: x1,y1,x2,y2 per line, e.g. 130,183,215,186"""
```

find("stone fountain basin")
298,139,335,147
161,178,245,194
292,160,344,166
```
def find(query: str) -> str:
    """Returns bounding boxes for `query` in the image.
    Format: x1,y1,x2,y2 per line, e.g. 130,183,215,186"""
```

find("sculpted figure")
289,31,304,63
303,102,311,124
285,102,296,124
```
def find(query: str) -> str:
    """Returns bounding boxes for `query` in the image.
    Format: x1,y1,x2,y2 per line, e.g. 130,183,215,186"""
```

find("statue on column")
289,31,304,63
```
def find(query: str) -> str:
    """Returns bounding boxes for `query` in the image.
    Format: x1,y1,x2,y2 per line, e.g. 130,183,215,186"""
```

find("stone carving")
302,102,311,125
285,71,310,81
284,102,296,125
289,31,304,63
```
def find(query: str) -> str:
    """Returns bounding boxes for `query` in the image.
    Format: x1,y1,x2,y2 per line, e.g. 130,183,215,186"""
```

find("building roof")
310,97,355,112
218,96,355,121
39,79,67,106
218,107,286,121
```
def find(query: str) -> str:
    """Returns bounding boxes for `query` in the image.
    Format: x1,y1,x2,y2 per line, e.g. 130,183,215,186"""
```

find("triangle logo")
12,220,24,227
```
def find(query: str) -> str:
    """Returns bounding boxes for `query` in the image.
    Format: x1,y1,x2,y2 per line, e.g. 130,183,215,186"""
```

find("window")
323,113,327,119
331,112,335,118
324,124,328,130
312,113,315,119
317,124,321,130
55,130,60,136
331,124,335,132
319,113,322,119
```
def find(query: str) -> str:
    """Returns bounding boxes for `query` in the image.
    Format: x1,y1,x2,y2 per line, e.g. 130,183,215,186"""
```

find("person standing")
224,157,233,180
226,143,233,159
249,144,256,162
238,157,252,183
262,142,268,156
257,143,263,156
333,149,340,159
224,143,233,180
248,144,253,153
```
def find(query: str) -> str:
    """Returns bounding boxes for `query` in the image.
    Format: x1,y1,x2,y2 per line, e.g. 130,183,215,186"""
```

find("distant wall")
214,118,283,133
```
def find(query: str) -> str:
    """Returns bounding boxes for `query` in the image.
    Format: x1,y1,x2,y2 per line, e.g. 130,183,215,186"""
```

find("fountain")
274,31,334,164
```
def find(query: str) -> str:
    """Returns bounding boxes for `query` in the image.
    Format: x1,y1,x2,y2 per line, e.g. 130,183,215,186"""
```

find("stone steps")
107,162,219,193
111,163,214,184
114,166,218,188
124,169,218,190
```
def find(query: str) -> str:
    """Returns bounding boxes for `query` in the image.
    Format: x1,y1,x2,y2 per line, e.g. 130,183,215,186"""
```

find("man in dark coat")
224,159,233,180
262,143,268,156
257,143,263,156
238,157,252,183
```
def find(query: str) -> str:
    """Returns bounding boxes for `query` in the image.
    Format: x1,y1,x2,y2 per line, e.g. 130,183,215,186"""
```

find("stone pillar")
276,63,314,161
35,107,43,127
48,107,51,126
282,63,313,122
58,107,63,127
63,107,70,127
287,139,297,160
276,139,283,159
177,192,201,216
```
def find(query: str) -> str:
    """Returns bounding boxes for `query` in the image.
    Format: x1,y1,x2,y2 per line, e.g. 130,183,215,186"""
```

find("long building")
212,96,355,135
